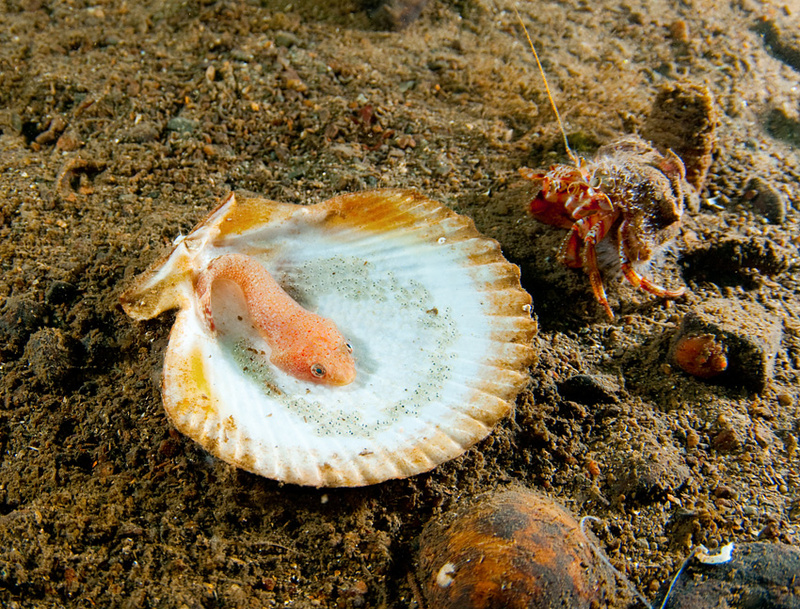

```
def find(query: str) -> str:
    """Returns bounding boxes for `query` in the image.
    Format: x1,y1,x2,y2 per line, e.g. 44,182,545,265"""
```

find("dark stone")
158,438,182,459
610,442,691,504
81,328,116,368
655,542,800,609
0,296,50,356
166,117,197,134
557,374,619,405
273,31,300,48
122,121,161,143
23,327,85,387
45,280,78,305
710,415,746,453
743,177,787,224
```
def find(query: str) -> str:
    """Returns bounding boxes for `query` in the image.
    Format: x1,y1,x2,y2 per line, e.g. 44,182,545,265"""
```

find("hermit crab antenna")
514,6,579,166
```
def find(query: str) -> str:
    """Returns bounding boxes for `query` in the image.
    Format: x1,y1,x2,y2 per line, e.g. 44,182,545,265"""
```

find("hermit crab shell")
121,189,535,487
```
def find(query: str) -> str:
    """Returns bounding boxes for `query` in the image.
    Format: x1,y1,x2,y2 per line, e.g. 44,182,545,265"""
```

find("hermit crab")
515,10,696,320
520,136,690,319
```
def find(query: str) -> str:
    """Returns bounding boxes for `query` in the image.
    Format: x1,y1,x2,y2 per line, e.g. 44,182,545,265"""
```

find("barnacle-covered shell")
121,189,536,487
416,488,620,609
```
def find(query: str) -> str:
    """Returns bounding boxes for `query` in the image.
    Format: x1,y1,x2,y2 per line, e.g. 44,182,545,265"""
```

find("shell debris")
121,189,536,487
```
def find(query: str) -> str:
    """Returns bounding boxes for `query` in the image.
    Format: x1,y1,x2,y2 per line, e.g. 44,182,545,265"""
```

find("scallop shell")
121,189,536,487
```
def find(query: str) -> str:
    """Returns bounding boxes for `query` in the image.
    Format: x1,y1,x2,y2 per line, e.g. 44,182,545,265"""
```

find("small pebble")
395,134,416,149
784,434,797,457
56,131,82,151
557,373,619,405
166,117,197,134
743,176,786,224
123,121,161,143
23,327,84,386
713,486,736,500
274,31,300,48
712,415,745,453
669,20,689,43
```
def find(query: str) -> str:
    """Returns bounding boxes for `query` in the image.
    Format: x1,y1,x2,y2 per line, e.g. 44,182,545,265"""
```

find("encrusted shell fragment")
121,189,536,487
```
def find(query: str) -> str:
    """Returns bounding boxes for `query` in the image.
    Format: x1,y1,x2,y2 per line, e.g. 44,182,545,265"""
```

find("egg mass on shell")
121,189,536,487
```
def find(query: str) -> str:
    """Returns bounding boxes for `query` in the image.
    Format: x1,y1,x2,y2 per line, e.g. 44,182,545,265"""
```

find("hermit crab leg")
560,223,585,269
563,215,617,320
558,192,616,268
618,219,686,299
581,224,615,320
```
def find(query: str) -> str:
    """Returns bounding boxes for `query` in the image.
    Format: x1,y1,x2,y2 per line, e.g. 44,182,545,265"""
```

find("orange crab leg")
618,219,686,299
560,191,617,265
560,223,585,268
581,224,615,320
620,263,686,298
559,213,617,319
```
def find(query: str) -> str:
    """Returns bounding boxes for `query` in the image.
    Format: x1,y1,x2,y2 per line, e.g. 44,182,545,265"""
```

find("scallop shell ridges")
121,189,536,487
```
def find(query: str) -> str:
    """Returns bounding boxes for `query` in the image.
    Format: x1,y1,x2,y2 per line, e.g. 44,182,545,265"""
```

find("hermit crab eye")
311,364,326,378
345,342,353,354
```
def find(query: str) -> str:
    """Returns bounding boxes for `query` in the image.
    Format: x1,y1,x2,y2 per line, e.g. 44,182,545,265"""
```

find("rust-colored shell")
416,488,619,609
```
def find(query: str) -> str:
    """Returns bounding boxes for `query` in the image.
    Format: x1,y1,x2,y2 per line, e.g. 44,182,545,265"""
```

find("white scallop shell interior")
122,189,535,487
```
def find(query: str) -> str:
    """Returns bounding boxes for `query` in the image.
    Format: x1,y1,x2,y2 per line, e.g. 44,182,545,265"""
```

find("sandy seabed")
0,0,799,607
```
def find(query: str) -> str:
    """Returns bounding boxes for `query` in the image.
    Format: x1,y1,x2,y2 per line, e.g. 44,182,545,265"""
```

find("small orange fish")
195,253,356,386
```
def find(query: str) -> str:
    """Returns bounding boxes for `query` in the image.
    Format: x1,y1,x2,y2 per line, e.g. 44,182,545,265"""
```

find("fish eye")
310,364,326,378
345,342,353,354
